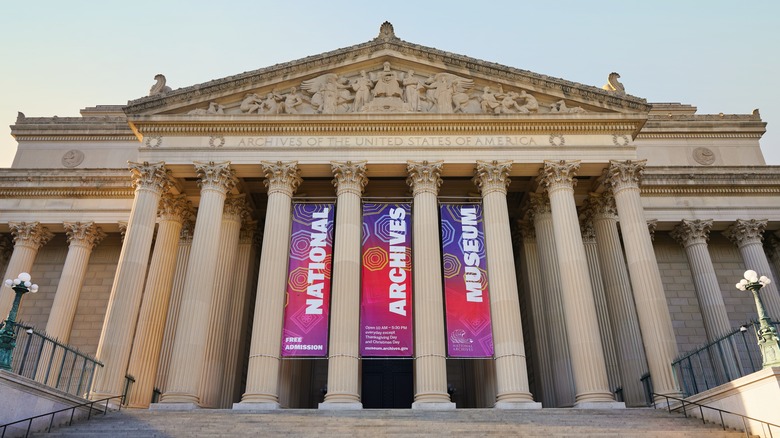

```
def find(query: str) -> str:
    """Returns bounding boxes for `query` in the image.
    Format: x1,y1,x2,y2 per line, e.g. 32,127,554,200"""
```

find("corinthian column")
199,194,247,408
92,162,172,400
528,193,574,407
587,192,648,407
1,223,53,318
406,160,454,409
517,220,557,408
724,219,780,319
538,160,619,408
126,194,192,408
473,160,540,409
158,161,238,408
235,161,301,410
320,161,367,409
46,222,106,342
606,160,681,400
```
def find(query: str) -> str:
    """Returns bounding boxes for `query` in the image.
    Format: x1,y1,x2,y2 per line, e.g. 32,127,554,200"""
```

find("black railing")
652,392,779,438
0,394,124,438
672,320,779,397
4,322,102,399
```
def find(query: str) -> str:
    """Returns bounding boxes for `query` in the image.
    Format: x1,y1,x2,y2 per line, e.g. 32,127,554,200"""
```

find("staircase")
33,408,753,437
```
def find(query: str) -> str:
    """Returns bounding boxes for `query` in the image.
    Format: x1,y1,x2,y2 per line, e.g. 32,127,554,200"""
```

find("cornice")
639,166,780,196
0,169,134,198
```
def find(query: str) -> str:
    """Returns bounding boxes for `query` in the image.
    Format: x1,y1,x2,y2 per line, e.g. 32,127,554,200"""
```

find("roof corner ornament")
602,72,625,95
149,74,172,96
377,21,396,41
16,112,25,122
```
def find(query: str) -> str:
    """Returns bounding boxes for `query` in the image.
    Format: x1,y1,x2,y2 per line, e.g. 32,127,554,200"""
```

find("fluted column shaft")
589,192,649,407
473,161,538,408
407,161,453,408
92,162,172,399
606,160,681,399
320,161,367,408
518,222,557,408
161,161,238,405
237,161,301,408
126,195,191,408
155,224,193,393
725,219,780,319
540,161,615,406
199,195,246,408
1,223,53,318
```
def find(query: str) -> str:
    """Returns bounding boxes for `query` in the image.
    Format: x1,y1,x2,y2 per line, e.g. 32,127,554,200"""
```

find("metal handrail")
652,392,779,438
0,394,124,438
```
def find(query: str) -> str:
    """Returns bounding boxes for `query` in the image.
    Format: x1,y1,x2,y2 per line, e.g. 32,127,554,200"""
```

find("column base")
494,401,542,410
150,402,201,411
318,402,363,410
412,401,456,410
232,402,281,411
573,401,625,409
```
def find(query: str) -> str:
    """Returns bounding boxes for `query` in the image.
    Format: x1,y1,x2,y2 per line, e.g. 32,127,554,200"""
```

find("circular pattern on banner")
442,253,462,278
362,246,389,271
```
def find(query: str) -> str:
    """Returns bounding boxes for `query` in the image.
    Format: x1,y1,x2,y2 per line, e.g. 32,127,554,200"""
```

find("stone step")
30,408,753,438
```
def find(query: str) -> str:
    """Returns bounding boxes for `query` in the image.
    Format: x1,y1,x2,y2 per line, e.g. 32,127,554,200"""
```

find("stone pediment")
124,22,650,118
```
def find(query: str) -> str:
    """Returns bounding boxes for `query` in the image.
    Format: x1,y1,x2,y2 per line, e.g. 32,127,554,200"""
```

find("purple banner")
440,204,494,357
281,203,334,357
360,203,413,357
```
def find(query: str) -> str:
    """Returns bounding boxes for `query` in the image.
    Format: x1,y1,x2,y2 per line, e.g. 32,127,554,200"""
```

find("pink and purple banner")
281,203,334,357
360,203,413,357
440,204,494,358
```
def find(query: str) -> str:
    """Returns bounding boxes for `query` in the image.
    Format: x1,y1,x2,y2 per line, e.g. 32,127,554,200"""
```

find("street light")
736,270,780,368
0,273,38,371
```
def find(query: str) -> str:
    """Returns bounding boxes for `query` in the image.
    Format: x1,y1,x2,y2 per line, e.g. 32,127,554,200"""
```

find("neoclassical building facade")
2,23,778,410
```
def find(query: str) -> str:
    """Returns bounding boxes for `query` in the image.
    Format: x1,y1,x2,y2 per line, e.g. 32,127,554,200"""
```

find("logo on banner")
281,203,334,357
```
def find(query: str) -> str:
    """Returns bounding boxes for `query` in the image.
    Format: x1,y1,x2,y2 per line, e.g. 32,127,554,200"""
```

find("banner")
360,203,413,357
281,203,334,357
440,204,494,357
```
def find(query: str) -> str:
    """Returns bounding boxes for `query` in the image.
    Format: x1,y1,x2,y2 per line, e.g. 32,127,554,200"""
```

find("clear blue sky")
1,1,778,166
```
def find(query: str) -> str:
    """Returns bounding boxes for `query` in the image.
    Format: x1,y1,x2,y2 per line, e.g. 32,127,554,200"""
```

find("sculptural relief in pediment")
183,61,592,117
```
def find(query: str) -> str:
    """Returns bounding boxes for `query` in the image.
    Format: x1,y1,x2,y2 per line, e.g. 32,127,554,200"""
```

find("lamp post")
736,270,780,368
0,273,38,371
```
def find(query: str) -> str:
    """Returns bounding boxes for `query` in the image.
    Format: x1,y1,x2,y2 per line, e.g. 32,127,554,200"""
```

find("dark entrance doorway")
361,359,413,408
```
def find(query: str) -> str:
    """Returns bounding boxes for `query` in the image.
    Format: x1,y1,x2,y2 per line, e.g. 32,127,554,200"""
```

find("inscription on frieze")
233,135,543,148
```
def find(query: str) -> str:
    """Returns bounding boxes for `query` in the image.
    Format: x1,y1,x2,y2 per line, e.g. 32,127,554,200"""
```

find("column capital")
406,160,443,196
539,160,580,192
473,160,512,196
129,161,173,194
671,219,713,248
194,161,238,194
179,220,195,243
9,222,53,250
527,192,551,220
239,220,258,244
224,194,250,223
331,161,368,196
605,160,647,193
586,192,618,220
63,222,106,250
724,219,768,247
580,217,596,243
516,219,536,242
647,219,658,242
159,193,194,224
262,161,302,197
118,222,128,242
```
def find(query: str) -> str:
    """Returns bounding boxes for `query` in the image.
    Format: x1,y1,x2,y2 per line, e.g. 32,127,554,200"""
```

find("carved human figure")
402,70,422,112
516,91,539,114
351,70,373,112
282,87,304,114
549,99,586,114
480,86,501,114
187,102,224,115
424,75,454,113
240,93,263,114
302,73,352,114
372,62,403,98
499,91,524,113
261,92,282,115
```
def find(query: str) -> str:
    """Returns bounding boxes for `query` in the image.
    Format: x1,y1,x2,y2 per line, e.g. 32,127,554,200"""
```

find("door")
361,359,413,408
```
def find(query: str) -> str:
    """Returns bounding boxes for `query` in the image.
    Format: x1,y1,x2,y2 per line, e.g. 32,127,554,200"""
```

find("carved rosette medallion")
194,161,238,194
539,160,580,193
145,136,162,148
587,192,618,220
331,161,368,197
549,134,565,147
223,194,250,222
692,147,716,165
606,159,647,193
612,134,630,147
9,222,54,250
406,160,443,196
262,161,302,197
527,192,552,221
63,222,106,250
209,135,225,148
473,160,512,196
129,161,173,194
723,219,768,247
671,219,713,248
62,149,85,168
158,193,194,223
